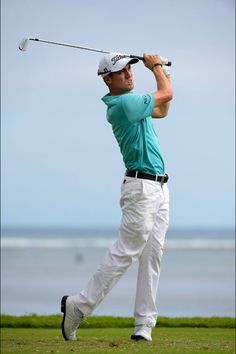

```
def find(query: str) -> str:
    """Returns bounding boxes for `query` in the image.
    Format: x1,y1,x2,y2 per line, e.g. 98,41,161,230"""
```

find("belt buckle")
160,175,165,184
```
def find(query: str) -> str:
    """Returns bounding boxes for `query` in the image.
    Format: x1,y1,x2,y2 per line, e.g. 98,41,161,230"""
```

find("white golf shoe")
61,295,84,340
131,325,152,341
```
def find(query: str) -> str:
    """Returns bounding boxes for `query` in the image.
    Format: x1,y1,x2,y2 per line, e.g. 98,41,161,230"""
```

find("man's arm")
143,54,173,118
152,74,171,118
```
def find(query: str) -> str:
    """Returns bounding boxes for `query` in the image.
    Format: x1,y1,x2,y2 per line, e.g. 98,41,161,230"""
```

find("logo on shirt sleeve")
143,95,149,104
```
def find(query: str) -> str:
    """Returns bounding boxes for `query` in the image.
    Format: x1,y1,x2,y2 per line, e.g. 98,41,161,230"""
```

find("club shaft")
27,38,172,66
29,38,111,54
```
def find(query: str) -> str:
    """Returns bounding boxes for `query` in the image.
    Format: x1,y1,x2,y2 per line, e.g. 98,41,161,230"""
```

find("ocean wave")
1,237,235,250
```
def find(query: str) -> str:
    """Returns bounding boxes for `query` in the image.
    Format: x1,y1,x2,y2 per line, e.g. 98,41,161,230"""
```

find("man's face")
106,64,134,95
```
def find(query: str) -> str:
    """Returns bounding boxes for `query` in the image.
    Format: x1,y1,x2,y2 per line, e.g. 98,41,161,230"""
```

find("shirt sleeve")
121,93,154,123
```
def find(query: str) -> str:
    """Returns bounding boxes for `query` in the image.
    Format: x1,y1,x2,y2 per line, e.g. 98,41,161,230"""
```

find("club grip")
130,55,144,61
130,54,172,66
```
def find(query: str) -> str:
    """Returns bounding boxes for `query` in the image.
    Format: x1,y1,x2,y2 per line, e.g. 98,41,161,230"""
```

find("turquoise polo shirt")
102,92,165,175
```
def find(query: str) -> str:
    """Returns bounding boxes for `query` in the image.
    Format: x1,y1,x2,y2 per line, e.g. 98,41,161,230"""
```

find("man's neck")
109,88,132,96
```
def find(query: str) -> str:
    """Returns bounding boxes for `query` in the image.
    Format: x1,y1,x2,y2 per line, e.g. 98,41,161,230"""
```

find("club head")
19,38,29,51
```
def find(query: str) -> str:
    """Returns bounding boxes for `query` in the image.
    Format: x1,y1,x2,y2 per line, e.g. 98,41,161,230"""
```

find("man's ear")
104,75,112,86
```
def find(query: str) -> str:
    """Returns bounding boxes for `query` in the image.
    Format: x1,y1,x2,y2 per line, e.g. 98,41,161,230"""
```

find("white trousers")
75,176,169,328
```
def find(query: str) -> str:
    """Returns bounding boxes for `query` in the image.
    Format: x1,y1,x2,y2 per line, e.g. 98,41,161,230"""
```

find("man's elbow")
157,91,173,105
163,89,173,102
158,113,167,118
153,107,170,119
154,90,174,105
159,110,168,118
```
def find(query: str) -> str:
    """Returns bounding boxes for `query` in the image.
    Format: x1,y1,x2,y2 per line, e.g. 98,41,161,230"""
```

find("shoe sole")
131,335,148,341
61,295,69,340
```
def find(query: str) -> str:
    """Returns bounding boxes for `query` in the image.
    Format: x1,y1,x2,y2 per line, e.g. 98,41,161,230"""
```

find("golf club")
18,37,172,66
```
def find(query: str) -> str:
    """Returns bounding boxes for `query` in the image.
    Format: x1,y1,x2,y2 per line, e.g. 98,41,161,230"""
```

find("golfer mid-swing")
61,53,173,342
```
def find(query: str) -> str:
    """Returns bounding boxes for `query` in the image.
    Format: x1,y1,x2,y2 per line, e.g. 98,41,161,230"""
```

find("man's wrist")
151,63,163,71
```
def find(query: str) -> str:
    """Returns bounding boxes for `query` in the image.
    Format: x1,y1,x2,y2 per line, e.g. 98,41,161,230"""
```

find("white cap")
97,53,139,77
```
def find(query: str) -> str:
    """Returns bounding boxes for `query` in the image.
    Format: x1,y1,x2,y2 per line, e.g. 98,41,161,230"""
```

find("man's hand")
143,54,163,71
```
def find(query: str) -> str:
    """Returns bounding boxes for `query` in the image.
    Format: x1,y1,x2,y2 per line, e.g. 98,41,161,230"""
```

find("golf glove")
163,65,171,76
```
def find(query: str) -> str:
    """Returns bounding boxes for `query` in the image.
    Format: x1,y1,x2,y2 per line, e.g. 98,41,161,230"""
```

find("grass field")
1,316,235,354
1,315,235,329
1,328,235,354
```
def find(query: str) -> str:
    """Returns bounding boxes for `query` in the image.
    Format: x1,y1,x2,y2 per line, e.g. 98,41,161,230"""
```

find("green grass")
1,316,235,353
1,327,235,354
1,315,235,329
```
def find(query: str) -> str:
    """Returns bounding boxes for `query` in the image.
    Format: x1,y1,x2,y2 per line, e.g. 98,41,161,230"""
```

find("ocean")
1,228,235,318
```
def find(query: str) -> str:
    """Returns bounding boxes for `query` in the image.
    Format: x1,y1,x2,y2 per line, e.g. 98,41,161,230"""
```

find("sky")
1,0,235,229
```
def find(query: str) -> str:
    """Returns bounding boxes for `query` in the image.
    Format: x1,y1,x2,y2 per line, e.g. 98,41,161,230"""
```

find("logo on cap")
111,54,126,66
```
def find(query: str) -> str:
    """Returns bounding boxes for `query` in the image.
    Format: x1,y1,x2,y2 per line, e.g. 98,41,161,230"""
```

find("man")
61,52,173,342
